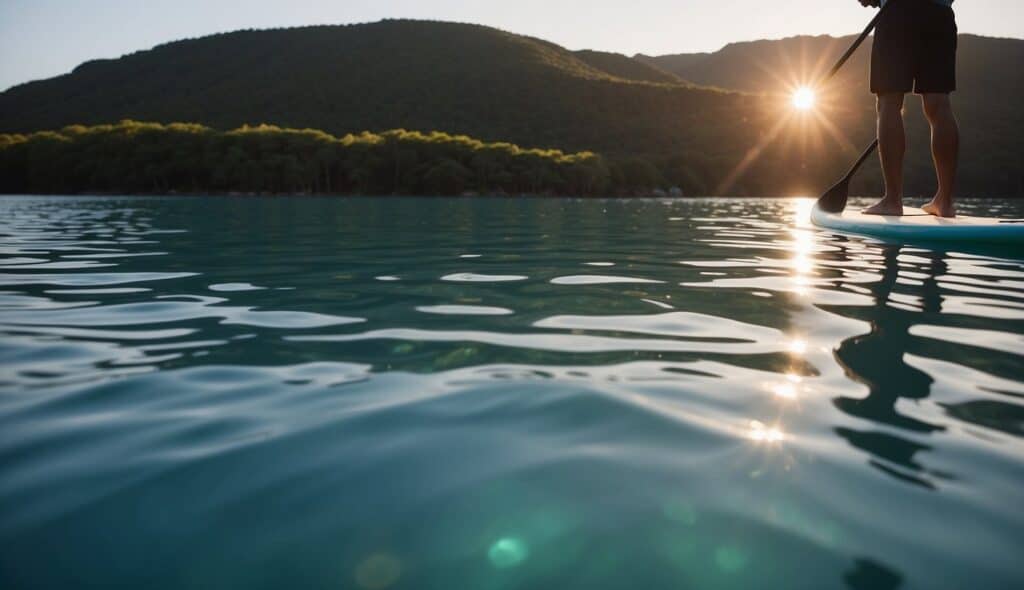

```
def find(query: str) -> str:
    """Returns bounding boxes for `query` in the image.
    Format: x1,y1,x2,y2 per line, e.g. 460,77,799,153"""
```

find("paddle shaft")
842,138,880,184
818,1,898,207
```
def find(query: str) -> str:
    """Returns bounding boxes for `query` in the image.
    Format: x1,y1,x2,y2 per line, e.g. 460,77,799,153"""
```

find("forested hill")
0,19,717,142
0,20,772,194
571,50,683,84
1,20,1021,196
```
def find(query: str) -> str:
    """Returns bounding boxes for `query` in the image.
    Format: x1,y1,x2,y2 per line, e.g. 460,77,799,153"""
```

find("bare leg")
864,93,906,215
921,93,959,218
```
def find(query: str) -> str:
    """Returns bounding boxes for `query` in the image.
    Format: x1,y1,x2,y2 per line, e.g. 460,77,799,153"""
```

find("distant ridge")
573,50,683,84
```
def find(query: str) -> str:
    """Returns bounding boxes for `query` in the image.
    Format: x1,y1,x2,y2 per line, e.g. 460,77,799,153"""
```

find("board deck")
811,205,1024,244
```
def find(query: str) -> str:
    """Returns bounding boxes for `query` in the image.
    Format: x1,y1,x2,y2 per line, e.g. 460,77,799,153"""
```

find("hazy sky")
1,0,1020,91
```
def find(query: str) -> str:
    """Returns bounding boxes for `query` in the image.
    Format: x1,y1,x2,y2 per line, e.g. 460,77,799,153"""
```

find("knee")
922,94,954,123
876,94,905,117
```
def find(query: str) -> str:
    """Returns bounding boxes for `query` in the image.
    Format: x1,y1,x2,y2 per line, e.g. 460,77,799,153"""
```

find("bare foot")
862,199,904,216
922,199,956,218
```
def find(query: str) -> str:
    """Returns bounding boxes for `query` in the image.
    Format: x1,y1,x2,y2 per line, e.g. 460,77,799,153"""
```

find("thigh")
871,0,916,95
914,4,958,94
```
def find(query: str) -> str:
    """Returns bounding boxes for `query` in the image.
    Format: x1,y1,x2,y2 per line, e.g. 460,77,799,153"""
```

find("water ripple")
0,271,197,286
417,305,515,316
441,273,528,282
0,296,363,329
550,275,664,285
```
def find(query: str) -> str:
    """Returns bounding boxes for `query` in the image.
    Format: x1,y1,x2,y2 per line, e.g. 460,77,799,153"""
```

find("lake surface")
1,195,1022,590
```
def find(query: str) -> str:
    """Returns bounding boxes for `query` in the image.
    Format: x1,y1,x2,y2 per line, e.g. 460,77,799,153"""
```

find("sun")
792,86,816,111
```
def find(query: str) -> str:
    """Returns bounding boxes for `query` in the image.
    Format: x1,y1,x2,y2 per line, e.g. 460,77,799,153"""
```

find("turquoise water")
1,195,1022,590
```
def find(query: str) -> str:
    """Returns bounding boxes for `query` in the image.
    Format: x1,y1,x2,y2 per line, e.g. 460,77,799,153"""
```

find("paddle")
815,1,896,213
817,138,880,213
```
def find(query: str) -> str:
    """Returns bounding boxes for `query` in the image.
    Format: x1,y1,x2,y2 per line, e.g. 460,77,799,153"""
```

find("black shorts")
871,0,958,95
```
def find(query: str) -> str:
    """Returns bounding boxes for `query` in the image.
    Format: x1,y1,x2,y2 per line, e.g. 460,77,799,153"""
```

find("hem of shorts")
871,87,914,95
870,86,956,95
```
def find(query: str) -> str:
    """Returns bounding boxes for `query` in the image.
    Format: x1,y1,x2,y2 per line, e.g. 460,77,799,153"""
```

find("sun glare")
792,86,816,111
748,420,786,443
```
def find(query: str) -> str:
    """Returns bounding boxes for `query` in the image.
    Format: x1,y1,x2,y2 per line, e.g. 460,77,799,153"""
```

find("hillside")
0,20,1021,196
636,52,710,83
0,19,736,152
0,20,772,195
572,50,682,84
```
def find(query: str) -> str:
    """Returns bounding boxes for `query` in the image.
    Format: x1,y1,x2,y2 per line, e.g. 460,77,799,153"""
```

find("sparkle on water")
1,195,1023,590
770,382,798,400
747,420,786,443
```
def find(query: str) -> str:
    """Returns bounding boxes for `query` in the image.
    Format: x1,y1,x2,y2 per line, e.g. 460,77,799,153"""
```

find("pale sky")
1,0,1020,91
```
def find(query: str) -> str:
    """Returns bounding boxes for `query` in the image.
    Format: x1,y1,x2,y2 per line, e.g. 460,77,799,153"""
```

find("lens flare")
792,86,816,111
489,537,529,569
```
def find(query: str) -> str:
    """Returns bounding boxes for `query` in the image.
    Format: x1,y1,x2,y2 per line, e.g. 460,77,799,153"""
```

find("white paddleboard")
811,205,1024,244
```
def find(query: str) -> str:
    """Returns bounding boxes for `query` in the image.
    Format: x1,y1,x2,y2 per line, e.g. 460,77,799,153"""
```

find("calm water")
1,196,1022,590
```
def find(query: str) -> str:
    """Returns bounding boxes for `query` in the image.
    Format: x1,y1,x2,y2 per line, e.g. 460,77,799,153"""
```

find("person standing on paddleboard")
860,0,960,218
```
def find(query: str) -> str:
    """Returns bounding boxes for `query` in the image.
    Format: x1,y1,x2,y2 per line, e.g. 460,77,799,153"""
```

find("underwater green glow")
715,545,750,573
488,537,530,569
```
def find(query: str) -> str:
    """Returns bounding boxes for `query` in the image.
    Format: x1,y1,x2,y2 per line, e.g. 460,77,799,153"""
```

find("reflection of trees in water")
824,241,950,490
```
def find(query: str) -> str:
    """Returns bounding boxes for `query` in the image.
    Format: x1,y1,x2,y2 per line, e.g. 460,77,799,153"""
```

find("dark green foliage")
0,121,614,196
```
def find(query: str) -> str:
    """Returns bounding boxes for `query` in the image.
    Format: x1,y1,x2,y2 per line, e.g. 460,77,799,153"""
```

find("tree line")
0,121,674,197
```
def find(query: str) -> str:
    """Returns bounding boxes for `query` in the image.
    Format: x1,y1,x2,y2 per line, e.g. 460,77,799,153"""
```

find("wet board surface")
811,205,1024,244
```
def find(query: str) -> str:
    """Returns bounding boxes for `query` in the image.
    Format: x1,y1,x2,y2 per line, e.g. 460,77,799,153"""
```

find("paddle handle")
823,1,896,84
